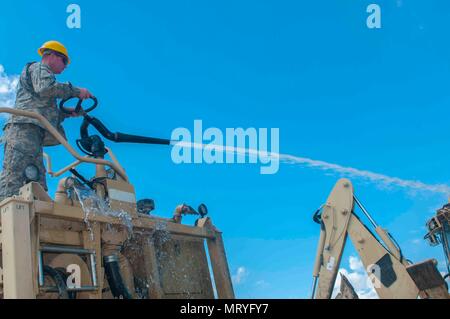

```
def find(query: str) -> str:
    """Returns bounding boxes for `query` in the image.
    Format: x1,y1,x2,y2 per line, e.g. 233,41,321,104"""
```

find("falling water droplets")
73,186,134,241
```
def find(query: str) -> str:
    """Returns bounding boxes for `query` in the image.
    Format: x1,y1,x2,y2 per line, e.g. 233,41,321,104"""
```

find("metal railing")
0,107,128,182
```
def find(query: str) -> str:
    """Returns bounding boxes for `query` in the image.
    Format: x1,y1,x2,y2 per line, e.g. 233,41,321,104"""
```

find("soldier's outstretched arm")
31,64,81,99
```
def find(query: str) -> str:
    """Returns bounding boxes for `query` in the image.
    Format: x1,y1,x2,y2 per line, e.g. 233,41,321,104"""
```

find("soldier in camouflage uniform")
0,41,93,201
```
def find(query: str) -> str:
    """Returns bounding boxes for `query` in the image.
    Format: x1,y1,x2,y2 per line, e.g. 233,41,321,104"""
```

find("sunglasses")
53,52,68,66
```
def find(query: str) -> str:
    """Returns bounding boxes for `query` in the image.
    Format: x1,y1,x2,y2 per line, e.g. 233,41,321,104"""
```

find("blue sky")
0,0,449,298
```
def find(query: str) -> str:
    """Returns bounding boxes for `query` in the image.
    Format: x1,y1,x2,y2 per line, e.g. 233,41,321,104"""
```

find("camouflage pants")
0,123,47,201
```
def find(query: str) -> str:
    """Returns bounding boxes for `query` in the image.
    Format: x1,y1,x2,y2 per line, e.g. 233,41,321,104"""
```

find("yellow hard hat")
38,40,71,64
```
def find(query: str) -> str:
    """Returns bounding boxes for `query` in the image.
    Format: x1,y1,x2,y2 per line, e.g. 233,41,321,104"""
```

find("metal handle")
38,245,98,290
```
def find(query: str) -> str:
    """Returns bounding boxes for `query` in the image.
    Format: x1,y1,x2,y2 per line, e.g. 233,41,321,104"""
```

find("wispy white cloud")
332,256,378,299
232,266,248,285
0,64,19,109
349,255,364,271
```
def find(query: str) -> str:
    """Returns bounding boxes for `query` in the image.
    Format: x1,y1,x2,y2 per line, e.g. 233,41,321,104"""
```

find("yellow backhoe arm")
311,179,422,299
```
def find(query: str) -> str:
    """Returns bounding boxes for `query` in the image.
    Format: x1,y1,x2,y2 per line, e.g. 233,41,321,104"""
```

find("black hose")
114,132,171,145
69,168,94,190
55,267,77,299
43,265,69,299
82,115,171,145
103,255,133,299
312,205,324,224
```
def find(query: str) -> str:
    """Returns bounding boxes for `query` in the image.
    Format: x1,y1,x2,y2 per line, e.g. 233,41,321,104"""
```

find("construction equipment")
0,99,235,299
311,178,449,299
425,203,450,281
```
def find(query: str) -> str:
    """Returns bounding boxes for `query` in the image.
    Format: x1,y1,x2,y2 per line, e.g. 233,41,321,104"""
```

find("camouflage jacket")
6,62,81,146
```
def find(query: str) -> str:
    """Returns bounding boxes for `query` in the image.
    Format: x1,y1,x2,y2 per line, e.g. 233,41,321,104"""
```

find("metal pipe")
54,177,70,204
311,277,318,299
38,250,44,286
167,229,215,239
312,227,326,278
353,195,378,228
38,246,98,291
0,107,128,181
41,286,99,292
311,223,325,299
69,286,98,292
43,153,52,175
40,245,94,255
104,147,127,181
51,159,84,178
90,253,98,287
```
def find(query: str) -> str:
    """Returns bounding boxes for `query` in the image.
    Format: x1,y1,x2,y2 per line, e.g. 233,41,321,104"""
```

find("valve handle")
59,96,98,114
